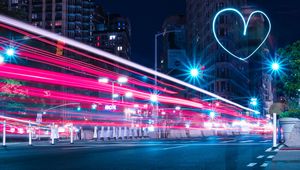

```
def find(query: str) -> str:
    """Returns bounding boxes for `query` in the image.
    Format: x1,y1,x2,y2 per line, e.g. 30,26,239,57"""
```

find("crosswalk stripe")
240,140,253,143
257,155,264,159
260,163,268,167
267,155,274,159
247,163,257,167
265,148,272,152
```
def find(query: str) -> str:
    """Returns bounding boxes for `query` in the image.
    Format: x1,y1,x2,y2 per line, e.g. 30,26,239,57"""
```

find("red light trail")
0,16,270,136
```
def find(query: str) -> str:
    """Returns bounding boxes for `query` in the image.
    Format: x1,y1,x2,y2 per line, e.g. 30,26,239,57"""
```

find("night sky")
97,0,300,68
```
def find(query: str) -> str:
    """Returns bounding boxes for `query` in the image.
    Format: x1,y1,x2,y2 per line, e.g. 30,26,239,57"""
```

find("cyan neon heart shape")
212,8,271,61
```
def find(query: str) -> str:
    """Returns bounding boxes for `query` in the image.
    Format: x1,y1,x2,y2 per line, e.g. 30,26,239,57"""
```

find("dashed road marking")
267,155,274,159
220,139,236,143
240,140,254,143
247,163,257,167
260,162,268,167
274,149,279,152
265,148,272,152
260,140,271,143
62,146,93,150
257,155,264,159
162,145,187,150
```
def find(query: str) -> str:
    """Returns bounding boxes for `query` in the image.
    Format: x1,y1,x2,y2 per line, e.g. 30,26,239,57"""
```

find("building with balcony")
28,0,94,45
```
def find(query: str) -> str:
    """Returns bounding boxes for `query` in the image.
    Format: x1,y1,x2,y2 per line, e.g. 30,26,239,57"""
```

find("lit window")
117,46,123,51
109,35,116,40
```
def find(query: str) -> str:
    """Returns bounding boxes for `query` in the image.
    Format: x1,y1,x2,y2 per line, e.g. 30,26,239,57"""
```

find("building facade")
28,0,95,45
242,6,273,114
93,13,131,60
186,0,250,106
160,15,186,77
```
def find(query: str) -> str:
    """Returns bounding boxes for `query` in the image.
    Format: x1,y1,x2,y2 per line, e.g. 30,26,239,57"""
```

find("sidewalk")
269,147,300,170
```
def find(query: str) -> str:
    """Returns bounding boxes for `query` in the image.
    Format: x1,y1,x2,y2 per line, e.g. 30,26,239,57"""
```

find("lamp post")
154,30,181,138
98,76,128,103
270,61,281,147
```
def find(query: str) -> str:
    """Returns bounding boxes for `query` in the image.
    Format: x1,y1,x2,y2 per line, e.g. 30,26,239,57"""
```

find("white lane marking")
240,140,254,143
257,155,264,159
260,140,271,143
267,155,274,159
265,148,272,152
63,146,93,150
274,149,279,152
220,139,236,143
247,163,257,167
260,163,268,167
162,145,187,150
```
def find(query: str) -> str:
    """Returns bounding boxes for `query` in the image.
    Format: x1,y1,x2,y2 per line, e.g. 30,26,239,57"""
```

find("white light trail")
0,115,38,125
0,15,258,114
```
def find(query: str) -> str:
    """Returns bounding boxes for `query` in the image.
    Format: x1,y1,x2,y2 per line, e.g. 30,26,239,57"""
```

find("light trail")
0,25,185,92
0,15,258,113
0,39,179,95
0,115,38,125
0,64,209,110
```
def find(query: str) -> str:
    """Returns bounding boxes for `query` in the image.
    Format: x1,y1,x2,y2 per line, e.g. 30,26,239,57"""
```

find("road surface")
0,135,276,170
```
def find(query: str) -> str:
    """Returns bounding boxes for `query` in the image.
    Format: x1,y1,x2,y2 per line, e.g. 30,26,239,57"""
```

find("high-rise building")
241,6,273,114
93,13,131,60
186,0,250,106
160,15,186,77
7,0,28,12
1,0,28,20
28,0,95,44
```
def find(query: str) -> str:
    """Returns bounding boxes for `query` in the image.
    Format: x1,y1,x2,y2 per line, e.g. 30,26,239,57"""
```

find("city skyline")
99,0,300,67
0,1,299,169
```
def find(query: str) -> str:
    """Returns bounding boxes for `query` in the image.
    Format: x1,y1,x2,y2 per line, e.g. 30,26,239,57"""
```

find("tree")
277,41,300,115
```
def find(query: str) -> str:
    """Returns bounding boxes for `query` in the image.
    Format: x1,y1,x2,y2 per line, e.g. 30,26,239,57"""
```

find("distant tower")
161,15,186,77
93,13,131,60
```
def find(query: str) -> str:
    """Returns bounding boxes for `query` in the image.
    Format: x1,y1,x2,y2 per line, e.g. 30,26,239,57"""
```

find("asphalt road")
0,135,277,170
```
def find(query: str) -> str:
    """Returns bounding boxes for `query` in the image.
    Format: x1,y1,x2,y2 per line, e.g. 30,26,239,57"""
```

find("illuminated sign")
104,105,117,111
212,8,271,61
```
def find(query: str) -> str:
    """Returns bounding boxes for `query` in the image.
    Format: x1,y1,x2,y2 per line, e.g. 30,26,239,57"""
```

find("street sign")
104,105,117,111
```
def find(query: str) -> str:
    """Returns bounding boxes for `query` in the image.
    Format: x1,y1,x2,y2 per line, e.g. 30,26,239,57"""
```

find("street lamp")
98,77,109,83
6,48,15,57
91,103,97,110
250,98,258,106
98,76,128,102
112,94,119,98
271,62,280,71
125,91,133,98
150,94,158,103
209,111,216,119
190,68,199,77
175,106,181,111
117,76,128,84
